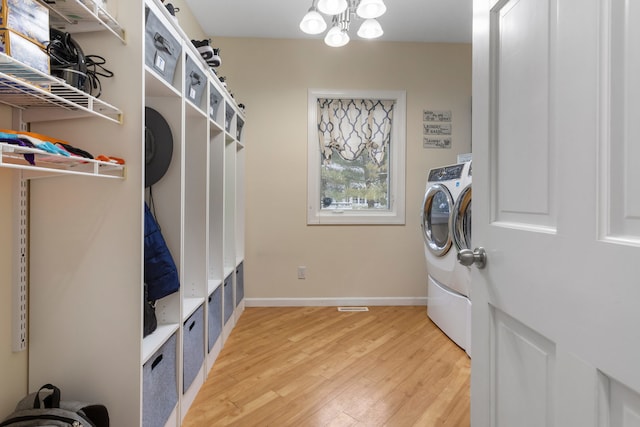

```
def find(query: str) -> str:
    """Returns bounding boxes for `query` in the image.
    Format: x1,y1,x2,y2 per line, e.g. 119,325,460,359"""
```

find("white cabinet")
11,0,246,426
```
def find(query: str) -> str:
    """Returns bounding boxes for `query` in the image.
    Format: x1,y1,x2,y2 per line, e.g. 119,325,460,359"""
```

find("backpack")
0,384,109,427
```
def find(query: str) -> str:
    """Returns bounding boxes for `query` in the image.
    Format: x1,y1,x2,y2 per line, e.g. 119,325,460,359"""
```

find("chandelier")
299,0,387,47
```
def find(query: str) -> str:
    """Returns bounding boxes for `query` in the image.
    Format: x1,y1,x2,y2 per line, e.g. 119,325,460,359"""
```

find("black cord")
85,55,114,99
47,35,114,98
47,38,76,67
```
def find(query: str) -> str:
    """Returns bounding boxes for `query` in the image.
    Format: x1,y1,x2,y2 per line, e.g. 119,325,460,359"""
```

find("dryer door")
451,184,472,252
421,183,453,256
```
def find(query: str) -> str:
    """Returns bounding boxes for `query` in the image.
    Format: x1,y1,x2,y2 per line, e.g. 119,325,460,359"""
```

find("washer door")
451,184,472,251
421,183,453,256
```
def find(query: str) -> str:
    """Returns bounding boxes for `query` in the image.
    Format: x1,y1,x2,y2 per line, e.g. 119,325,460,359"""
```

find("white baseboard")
244,297,428,307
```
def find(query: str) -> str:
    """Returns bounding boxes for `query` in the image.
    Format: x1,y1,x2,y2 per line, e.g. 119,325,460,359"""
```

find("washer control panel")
428,163,465,182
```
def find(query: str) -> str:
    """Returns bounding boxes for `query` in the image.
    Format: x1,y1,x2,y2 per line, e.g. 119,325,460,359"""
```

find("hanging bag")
143,283,158,337
144,202,180,300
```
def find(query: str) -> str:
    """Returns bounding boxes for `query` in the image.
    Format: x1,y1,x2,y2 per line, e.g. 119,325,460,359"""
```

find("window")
307,89,406,225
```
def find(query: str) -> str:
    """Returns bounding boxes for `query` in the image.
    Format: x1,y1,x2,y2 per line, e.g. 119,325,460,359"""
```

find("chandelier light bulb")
356,0,387,19
317,0,348,15
299,8,327,35
324,25,350,47
357,18,383,39
300,0,387,47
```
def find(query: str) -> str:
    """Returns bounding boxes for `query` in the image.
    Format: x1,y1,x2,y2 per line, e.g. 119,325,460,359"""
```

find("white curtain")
317,98,394,166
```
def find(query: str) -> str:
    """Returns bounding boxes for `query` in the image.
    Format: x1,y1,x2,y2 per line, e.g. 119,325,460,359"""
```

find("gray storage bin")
236,117,244,141
143,332,178,427
183,304,204,393
144,7,181,86
235,262,244,307
208,286,222,351
185,55,205,106
223,274,233,324
225,102,233,133
210,84,222,122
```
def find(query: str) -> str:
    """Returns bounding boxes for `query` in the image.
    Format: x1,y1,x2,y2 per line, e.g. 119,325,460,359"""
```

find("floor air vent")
337,307,369,312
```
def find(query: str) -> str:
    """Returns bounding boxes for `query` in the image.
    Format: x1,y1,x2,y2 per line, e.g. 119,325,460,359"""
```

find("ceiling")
182,0,472,44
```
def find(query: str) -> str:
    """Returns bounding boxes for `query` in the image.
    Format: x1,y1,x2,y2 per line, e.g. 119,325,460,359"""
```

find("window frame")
307,89,406,225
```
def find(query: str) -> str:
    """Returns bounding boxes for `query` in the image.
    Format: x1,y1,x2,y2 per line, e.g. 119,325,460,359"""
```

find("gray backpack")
0,384,109,427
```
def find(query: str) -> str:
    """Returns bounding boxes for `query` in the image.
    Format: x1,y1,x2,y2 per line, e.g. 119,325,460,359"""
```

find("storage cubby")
223,273,234,325
182,304,205,393
224,136,237,274
207,285,223,352
144,5,182,89
236,116,245,141
236,262,244,307
208,128,225,287
236,144,246,262
183,102,208,321
225,101,234,133
206,282,224,372
143,332,178,427
8,0,248,426
184,53,207,111
210,83,224,124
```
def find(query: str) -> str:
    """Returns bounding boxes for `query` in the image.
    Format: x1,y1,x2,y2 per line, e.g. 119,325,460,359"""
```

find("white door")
471,0,640,426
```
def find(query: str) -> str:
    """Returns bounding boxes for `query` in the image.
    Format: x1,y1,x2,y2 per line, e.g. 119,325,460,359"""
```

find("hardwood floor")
182,306,470,427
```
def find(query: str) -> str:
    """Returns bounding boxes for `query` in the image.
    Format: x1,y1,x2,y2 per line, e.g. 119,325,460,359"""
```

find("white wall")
212,38,472,303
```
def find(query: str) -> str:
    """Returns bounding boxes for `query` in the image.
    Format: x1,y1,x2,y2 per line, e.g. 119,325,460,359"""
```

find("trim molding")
245,297,427,307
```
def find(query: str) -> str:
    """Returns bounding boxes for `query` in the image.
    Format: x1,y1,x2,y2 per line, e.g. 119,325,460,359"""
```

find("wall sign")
423,137,452,149
423,123,452,135
423,109,452,149
423,110,451,122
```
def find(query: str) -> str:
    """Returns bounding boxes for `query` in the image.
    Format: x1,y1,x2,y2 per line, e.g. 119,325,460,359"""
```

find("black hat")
145,107,173,188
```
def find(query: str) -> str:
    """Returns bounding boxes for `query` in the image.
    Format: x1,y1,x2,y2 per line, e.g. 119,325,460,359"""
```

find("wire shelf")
39,0,126,43
0,142,125,179
0,53,122,123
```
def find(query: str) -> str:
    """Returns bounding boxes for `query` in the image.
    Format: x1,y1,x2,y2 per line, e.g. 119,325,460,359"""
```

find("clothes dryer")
421,161,472,355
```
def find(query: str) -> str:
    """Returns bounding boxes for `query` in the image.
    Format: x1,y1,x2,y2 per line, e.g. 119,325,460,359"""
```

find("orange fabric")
96,155,125,165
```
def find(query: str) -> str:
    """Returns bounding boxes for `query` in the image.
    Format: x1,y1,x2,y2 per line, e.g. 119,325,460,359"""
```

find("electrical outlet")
297,266,306,280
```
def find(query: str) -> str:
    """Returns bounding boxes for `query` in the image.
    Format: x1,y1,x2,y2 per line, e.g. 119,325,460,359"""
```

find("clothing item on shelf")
0,129,127,167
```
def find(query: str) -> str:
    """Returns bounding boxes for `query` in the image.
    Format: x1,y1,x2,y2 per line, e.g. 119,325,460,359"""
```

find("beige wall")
213,38,472,302
172,0,207,40
0,109,27,415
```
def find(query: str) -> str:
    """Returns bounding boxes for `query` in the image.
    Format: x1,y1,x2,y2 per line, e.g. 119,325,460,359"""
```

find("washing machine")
421,161,472,355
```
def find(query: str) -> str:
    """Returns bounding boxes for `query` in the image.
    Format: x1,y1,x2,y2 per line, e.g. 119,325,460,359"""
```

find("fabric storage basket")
224,102,233,133
235,262,244,307
208,285,222,352
236,117,244,141
223,274,233,324
184,55,206,107
143,332,178,427
144,6,181,86
209,84,222,122
183,304,205,393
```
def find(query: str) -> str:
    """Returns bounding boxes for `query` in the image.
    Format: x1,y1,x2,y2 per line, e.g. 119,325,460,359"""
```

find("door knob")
458,247,487,269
